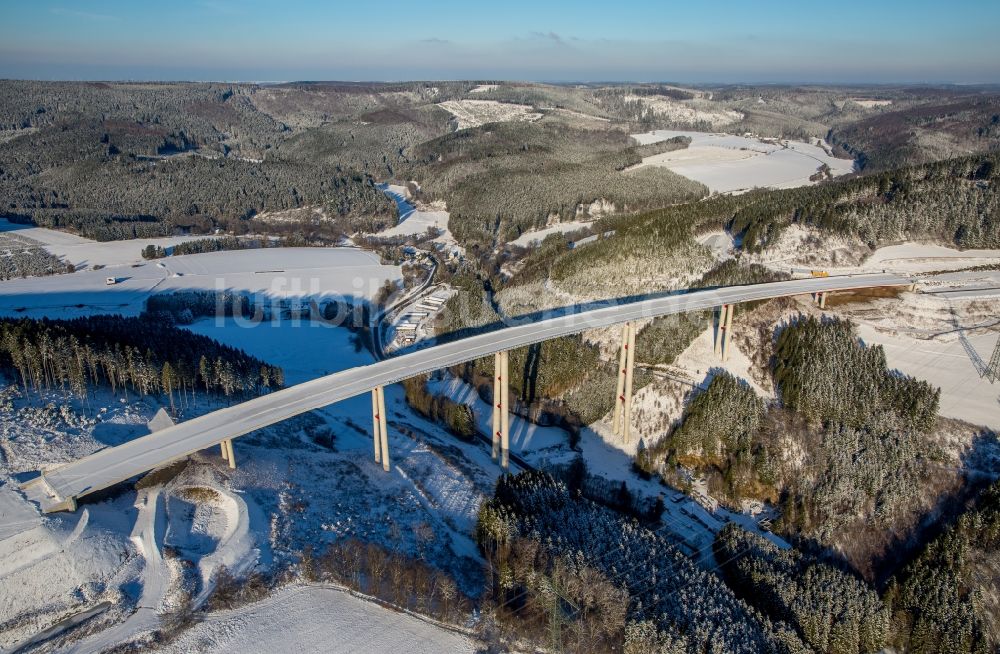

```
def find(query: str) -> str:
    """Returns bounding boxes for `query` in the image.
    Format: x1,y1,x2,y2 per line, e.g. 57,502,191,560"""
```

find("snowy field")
159,584,477,654
0,219,221,270
864,243,1000,273
436,99,542,129
0,247,400,319
858,324,999,431
508,220,592,248
185,318,370,386
374,184,461,257
628,130,855,193
849,98,893,108
377,185,449,239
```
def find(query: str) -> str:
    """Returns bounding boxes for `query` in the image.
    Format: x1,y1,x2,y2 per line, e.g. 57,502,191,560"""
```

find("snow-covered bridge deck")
26,274,910,512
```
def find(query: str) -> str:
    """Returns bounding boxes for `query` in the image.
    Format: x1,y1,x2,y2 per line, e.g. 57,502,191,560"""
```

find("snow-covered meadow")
0,246,400,320
628,130,855,193
374,184,461,257
436,99,542,129
0,219,221,270
160,584,478,654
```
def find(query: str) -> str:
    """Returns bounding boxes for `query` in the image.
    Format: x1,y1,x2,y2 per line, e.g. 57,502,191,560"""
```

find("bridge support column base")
220,442,228,462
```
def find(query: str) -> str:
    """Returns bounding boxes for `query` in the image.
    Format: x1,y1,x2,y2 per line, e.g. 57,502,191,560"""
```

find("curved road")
31,273,909,511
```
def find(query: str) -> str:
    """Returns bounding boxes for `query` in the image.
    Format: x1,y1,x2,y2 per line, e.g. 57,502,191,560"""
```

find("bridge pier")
722,303,734,362
613,323,628,435
613,322,636,441
224,439,236,469
716,304,735,361
220,442,228,462
372,388,382,465
714,304,729,357
814,291,827,309
492,353,501,460
372,386,389,471
492,351,510,470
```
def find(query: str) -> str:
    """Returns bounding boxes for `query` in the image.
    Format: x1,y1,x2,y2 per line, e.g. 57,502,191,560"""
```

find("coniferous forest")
477,470,1000,654
477,471,806,654
0,316,283,403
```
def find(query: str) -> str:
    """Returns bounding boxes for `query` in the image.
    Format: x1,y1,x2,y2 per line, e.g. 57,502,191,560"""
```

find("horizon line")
3,77,1000,88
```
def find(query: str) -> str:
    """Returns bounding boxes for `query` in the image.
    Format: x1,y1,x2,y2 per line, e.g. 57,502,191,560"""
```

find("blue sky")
1,0,998,82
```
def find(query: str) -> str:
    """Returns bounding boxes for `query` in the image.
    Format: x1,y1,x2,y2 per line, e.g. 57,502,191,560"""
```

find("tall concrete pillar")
492,352,502,460
612,323,629,436
224,439,236,469
371,388,382,464
722,302,735,362
220,442,228,462
818,292,827,309
500,350,510,470
714,304,729,357
376,385,389,472
622,322,636,442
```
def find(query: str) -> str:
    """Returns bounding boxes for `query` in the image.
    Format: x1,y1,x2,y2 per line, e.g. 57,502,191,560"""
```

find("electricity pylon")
988,335,1000,383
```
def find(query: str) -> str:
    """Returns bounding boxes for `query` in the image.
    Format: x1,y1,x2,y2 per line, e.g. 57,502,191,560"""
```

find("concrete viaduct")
24,273,910,512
